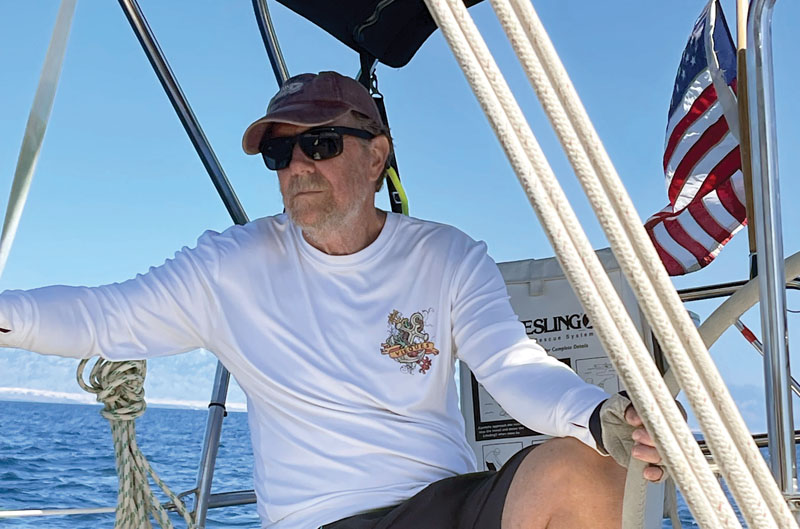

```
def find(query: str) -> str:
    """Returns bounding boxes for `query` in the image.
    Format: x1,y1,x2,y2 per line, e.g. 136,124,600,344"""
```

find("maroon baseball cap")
242,71,386,155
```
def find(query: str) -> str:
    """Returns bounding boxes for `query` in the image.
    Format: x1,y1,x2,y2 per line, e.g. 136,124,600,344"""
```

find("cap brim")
241,103,352,155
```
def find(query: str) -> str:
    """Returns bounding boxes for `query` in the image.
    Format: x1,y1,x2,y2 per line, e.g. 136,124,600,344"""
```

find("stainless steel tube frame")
117,0,249,226
253,0,290,85
117,1,252,526
733,320,800,399
747,0,796,495
677,279,800,302
193,363,232,527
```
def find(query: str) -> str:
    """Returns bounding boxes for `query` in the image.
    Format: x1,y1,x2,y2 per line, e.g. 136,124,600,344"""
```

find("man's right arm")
0,230,222,360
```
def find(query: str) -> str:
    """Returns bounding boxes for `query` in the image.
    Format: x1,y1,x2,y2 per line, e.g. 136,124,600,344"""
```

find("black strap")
372,93,404,214
589,399,607,454
359,54,404,214
208,401,228,417
358,53,375,89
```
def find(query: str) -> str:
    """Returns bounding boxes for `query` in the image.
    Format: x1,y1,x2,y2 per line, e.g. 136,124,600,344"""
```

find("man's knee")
501,438,626,529
518,437,620,483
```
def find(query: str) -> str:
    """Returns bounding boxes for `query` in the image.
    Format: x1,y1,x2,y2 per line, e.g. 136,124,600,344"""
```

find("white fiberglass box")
459,248,654,470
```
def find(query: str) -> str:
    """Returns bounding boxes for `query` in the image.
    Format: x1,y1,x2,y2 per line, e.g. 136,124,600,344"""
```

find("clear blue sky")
1,1,798,431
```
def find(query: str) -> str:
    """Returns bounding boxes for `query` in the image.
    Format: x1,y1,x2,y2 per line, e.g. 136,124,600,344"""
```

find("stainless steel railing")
747,0,796,495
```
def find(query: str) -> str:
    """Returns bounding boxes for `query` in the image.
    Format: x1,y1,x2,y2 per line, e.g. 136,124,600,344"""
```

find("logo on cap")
268,81,306,111
277,81,304,98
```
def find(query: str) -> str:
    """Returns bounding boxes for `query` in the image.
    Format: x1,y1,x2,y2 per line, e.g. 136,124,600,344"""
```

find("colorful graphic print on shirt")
380,309,439,374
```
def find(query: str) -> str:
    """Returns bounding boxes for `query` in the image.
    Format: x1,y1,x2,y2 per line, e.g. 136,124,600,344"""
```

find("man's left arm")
451,242,667,479
450,241,609,449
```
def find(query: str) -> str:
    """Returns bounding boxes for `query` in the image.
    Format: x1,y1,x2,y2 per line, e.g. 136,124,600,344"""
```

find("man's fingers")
643,465,664,482
624,405,643,427
602,395,670,482
629,417,665,481
632,427,655,447
632,442,662,465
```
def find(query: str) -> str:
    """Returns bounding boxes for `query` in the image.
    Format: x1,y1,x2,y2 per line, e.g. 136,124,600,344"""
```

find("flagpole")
737,0,758,278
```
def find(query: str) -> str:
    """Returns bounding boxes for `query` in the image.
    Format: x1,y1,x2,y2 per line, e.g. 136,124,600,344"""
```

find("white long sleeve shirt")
0,212,608,528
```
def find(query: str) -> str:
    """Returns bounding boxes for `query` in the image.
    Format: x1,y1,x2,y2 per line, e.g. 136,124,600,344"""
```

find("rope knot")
77,357,194,528
77,358,147,422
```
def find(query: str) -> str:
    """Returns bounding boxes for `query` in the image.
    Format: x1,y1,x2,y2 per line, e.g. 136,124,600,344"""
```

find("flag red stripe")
645,198,731,245
668,116,730,203
663,218,708,263
644,208,674,229
647,229,686,275
663,83,718,171
695,146,741,198
646,180,742,245
717,178,747,221
688,200,729,243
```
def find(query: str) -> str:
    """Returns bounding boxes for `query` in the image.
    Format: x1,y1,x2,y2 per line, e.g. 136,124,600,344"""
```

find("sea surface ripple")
0,400,258,528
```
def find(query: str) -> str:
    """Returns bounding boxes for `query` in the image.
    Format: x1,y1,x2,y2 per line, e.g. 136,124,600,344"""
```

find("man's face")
270,121,380,234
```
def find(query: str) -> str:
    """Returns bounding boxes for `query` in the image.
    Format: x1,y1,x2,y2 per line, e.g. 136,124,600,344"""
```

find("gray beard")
286,195,363,240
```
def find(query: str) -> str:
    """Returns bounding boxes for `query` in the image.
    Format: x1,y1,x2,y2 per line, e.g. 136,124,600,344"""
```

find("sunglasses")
259,126,376,170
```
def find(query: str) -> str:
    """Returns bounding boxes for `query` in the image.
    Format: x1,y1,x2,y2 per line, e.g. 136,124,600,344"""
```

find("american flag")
645,0,746,276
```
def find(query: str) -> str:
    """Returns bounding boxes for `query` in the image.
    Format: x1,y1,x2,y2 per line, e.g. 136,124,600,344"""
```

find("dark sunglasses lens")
260,137,294,170
299,131,343,161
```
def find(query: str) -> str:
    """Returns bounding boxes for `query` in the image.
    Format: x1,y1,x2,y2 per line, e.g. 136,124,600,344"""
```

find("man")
0,71,664,529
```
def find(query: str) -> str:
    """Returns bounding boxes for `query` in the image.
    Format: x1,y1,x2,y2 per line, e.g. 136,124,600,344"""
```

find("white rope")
77,358,195,529
0,0,76,280
425,1,724,525
422,1,739,527
486,1,795,527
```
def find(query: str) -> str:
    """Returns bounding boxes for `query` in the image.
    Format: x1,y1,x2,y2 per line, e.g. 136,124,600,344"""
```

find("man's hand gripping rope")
592,392,685,482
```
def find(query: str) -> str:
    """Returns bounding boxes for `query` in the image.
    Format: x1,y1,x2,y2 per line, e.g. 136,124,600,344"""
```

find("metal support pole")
747,0,796,495
736,0,759,280
734,320,800,399
117,0,249,226
252,0,290,85
117,1,252,526
193,363,231,526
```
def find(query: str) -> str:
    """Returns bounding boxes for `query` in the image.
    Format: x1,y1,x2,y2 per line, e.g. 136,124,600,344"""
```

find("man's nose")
286,142,315,172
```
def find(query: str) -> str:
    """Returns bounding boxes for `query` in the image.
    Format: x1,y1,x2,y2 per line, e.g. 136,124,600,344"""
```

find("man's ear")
368,135,391,183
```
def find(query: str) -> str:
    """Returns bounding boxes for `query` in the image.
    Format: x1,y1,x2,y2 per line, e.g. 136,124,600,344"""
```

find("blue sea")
0,400,760,528
0,400,258,528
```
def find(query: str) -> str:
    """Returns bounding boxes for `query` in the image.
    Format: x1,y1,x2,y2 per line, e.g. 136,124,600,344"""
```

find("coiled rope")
422,0,797,527
77,358,195,529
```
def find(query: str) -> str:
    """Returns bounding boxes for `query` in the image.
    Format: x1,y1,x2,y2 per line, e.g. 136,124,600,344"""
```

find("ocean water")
0,400,758,528
0,401,258,528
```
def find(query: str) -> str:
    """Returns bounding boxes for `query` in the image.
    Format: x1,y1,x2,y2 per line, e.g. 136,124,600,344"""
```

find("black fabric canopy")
275,0,484,68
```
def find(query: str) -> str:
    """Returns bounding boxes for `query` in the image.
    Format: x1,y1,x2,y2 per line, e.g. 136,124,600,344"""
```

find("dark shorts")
321,446,535,529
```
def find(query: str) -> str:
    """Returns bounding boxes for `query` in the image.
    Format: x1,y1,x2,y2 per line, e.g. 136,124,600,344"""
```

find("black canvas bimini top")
275,0,484,67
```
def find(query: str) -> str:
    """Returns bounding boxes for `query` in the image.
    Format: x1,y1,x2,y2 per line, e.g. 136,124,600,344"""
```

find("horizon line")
0,387,248,412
